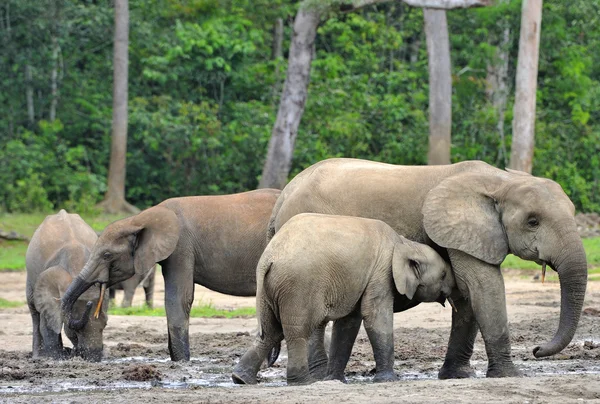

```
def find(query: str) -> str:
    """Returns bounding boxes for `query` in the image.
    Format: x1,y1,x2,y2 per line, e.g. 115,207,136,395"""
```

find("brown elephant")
61,189,281,361
268,158,588,379
26,210,108,361
232,213,456,385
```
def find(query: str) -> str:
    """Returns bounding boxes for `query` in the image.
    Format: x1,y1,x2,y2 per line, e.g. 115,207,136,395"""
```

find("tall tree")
98,0,138,214
510,0,542,174
259,0,493,189
424,8,451,165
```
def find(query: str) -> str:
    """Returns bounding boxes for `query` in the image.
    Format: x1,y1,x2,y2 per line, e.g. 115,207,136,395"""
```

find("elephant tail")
267,342,281,367
255,257,273,340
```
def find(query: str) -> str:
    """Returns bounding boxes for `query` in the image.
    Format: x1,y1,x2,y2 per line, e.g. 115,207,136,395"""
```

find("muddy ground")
2,269,600,403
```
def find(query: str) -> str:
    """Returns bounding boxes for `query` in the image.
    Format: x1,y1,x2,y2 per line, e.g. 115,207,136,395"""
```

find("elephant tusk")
447,297,458,313
541,262,546,284
94,283,106,319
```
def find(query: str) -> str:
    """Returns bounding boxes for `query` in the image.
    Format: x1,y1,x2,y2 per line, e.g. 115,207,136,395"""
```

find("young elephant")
26,210,108,361
232,213,455,385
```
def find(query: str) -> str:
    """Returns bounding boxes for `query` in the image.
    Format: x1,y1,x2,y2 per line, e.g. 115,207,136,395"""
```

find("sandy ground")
1,269,600,403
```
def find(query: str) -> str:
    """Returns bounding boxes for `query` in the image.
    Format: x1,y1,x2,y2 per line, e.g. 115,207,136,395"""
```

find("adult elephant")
62,189,281,361
269,158,587,378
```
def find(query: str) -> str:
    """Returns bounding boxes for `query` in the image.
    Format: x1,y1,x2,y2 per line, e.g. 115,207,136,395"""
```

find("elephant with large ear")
61,189,281,361
26,210,108,362
232,213,456,385
268,158,588,378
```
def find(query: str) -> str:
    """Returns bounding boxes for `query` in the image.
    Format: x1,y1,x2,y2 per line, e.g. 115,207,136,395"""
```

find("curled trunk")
61,276,94,330
533,244,588,357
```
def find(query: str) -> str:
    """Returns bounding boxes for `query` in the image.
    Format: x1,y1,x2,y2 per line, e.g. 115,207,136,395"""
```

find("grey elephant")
61,189,281,361
109,266,155,308
232,213,456,385
269,158,588,379
26,210,108,361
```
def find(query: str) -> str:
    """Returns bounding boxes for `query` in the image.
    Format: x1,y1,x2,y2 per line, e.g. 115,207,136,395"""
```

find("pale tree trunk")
486,11,510,167
26,63,35,124
510,0,542,174
259,0,493,189
259,7,320,189
271,18,284,104
99,0,138,214
424,9,452,165
49,1,59,122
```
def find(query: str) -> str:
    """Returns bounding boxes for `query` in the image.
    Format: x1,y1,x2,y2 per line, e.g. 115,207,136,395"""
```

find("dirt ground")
2,269,600,403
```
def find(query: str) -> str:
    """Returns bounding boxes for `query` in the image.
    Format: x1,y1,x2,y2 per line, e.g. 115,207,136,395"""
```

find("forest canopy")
1,0,599,212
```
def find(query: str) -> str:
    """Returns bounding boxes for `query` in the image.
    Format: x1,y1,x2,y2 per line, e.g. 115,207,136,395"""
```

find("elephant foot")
486,363,522,378
287,369,314,386
231,368,257,385
438,363,476,379
309,363,328,380
324,373,347,383
373,370,398,383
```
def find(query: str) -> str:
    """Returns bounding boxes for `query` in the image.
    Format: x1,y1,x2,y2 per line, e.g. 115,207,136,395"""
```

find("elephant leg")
39,316,65,359
121,287,135,308
232,306,283,385
446,249,521,378
30,308,42,359
109,287,116,304
163,258,194,361
438,294,478,379
326,310,362,383
361,294,397,383
308,323,328,380
286,337,314,385
144,270,155,309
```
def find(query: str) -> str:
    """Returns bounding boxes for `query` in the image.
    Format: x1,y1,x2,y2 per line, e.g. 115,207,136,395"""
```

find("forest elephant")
268,158,588,379
232,213,456,385
61,189,281,361
26,210,108,362
109,266,156,308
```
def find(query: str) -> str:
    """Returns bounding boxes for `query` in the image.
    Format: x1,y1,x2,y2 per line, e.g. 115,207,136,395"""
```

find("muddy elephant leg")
39,316,65,359
122,287,135,308
232,307,283,385
163,258,194,361
326,311,362,382
286,337,314,385
109,287,116,305
438,294,478,379
144,269,155,309
361,293,397,383
30,308,43,359
444,249,521,378
308,323,328,379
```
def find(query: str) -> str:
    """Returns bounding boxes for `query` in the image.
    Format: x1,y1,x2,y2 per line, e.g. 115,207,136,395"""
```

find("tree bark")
424,8,452,165
510,0,542,174
98,0,138,214
258,7,321,189
26,63,35,125
49,36,59,122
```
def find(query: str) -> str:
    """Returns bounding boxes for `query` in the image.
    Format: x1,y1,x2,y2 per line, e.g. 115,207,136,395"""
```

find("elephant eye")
442,271,447,280
102,252,113,261
527,217,539,227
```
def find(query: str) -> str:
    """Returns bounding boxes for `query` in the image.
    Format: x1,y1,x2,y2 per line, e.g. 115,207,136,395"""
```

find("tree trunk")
258,7,320,189
486,13,510,167
424,8,452,165
271,17,284,104
98,0,138,214
510,0,542,174
49,36,59,122
26,63,35,125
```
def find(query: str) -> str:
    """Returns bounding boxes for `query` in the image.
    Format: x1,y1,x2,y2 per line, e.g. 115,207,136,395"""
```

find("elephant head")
422,169,588,358
62,206,180,329
393,236,455,303
35,265,108,361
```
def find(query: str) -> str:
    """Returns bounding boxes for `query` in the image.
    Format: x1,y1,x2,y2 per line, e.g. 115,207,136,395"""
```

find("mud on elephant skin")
268,159,588,379
232,213,456,386
26,210,108,362
61,189,281,361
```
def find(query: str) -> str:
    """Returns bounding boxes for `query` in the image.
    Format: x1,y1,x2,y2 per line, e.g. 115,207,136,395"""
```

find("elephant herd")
26,158,588,386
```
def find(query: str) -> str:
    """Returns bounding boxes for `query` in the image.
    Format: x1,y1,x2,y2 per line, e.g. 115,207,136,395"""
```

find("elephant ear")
422,172,508,266
130,206,180,277
33,266,73,334
392,242,421,300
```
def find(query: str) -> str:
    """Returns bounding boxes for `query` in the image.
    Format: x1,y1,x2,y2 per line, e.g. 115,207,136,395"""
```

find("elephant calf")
26,210,107,361
232,213,456,386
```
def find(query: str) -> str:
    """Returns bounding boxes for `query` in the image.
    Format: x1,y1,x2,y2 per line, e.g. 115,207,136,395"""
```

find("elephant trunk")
61,276,94,330
533,240,588,358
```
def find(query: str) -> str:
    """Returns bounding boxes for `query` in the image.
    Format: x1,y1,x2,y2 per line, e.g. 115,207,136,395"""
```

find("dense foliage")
1,0,599,212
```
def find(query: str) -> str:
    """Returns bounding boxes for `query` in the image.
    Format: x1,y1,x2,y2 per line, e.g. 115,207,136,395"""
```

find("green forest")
2,0,599,213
